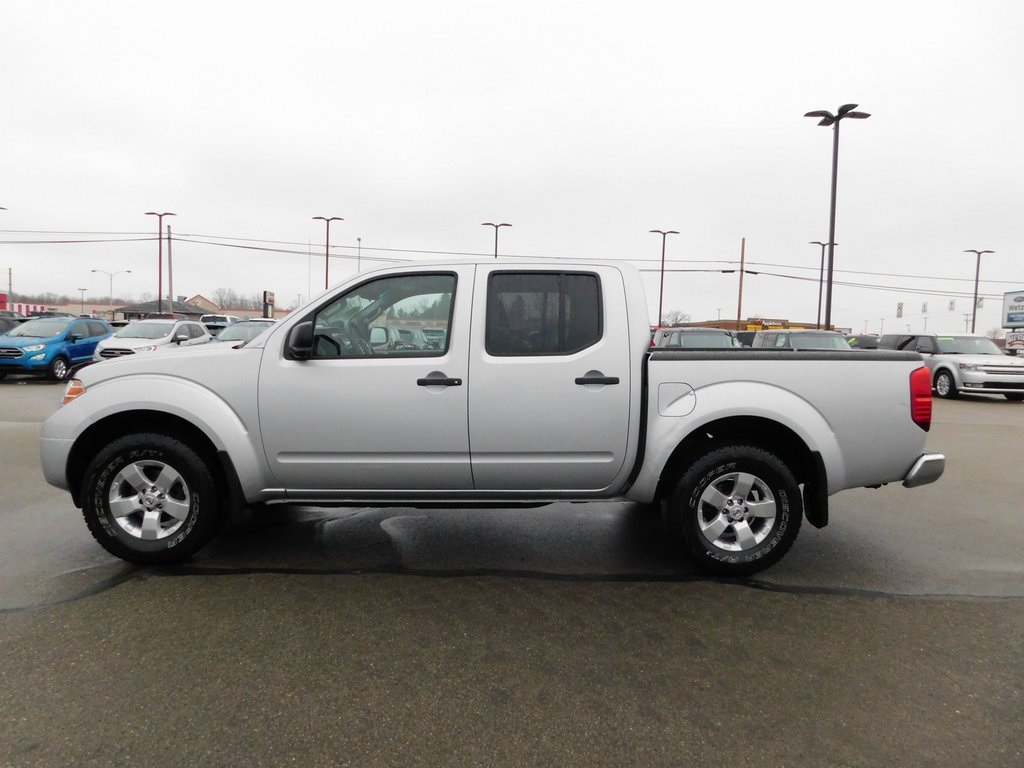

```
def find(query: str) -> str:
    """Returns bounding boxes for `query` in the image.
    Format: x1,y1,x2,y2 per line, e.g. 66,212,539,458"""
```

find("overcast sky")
3,0,1022,333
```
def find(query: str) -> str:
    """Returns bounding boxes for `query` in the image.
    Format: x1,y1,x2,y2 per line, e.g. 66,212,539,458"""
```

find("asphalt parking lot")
1,377,1021,767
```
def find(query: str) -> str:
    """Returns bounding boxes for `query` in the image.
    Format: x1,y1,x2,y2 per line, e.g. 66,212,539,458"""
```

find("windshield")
8,318,72,337
115,322,175,339
935,336,1003,355
217,322,272,342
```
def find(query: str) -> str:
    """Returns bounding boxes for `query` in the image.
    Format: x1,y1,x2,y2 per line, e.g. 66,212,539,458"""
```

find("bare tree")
661,310,691,326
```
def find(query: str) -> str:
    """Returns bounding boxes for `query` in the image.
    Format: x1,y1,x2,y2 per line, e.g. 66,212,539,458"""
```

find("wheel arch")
66,410,243,514
654,415,828,528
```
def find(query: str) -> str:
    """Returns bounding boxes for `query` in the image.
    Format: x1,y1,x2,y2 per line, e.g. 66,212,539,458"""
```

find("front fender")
40,373,268,501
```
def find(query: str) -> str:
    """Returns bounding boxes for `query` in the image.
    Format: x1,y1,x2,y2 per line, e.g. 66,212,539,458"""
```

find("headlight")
136,345,159,353
23,344,46,352
62,379,87,405
958,363,979,371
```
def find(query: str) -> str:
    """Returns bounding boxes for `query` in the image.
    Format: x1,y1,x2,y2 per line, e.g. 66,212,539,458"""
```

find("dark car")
212,319,276,344
25,310,76,319
0,317,22,336
847,334,880,349
653,327,743,349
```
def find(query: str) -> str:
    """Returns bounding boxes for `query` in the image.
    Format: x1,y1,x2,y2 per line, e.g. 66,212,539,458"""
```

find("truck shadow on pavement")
193,502,695,580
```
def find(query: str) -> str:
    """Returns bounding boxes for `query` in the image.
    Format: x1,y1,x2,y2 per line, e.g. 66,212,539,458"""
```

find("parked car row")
653,328,853,351
0,314,277,380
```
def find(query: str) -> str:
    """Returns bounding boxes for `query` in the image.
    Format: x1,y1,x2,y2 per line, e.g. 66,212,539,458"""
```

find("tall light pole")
804,104,870,329
481,222,511,259
809,241,837,329
92,268,132,321
357,237,362,272
144,212,175,312
964,249,994,333
649,229,679,326
313,216,343,289
77,288,87,314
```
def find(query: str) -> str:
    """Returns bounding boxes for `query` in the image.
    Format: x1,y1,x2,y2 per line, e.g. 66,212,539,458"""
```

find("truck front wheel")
80,433,225,564
668,446,803,576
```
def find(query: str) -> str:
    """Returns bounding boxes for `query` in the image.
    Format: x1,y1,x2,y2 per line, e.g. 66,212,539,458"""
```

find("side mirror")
369,327,386,345
175,333,189,344
67,334,83,342
287,321,314,360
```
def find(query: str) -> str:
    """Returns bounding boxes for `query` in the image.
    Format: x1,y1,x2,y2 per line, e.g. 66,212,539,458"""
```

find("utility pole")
736,237,746,327
166,224,174,309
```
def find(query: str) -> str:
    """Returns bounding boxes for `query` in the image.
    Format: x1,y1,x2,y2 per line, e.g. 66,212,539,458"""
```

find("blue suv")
0,316,113,380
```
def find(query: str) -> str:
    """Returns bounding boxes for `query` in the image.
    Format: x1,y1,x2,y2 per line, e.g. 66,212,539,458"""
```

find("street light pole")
963,249,994,333
649,229,679,326
92,268,132,321
144,212,175,313
804,104,870,329
78,288,87,315
313,216,343,289
809,241,837,329
481,222,511,259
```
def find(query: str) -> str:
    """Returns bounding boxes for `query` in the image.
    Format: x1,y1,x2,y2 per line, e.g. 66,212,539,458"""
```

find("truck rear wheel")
80,433,225,564
668,446,803,576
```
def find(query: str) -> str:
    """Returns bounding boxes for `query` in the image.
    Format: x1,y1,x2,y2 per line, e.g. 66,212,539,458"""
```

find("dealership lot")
1,377,1021,767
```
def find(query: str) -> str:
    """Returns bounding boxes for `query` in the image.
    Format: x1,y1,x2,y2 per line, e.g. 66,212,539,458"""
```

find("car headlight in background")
135,345,159,353
958,363,980,371
23,344,46,352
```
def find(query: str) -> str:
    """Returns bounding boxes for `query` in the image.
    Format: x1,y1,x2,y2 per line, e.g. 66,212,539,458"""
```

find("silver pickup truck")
40,260,944,576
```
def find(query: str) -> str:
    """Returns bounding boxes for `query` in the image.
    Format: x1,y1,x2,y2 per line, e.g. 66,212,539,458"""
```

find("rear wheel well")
654,416,826,526
66,410,227,507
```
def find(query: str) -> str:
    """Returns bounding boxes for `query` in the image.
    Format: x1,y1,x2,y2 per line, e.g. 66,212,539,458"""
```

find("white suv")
93,319,212,360
879,333,1024,401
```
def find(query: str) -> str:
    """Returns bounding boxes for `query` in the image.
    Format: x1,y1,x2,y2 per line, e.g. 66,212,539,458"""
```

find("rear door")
467,266,632,492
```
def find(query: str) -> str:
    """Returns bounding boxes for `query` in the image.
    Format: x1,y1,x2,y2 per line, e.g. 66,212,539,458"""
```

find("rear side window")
486,272,601,356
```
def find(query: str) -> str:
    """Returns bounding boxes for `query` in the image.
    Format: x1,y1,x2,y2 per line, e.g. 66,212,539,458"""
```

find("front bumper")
902,453,945,488
0,357,48,374
957,368,1024,394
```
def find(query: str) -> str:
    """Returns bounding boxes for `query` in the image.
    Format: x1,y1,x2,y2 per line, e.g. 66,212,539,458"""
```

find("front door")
258,268,474,494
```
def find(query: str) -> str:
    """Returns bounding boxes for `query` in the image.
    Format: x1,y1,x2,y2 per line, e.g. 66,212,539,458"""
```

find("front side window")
311,273,455,359
485,272,601,356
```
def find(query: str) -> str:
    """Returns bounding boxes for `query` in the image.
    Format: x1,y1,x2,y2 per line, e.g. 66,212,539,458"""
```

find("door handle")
417,371,462,387
575,370,620,385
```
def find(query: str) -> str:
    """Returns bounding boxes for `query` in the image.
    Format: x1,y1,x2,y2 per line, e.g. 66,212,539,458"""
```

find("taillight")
910,366,932,431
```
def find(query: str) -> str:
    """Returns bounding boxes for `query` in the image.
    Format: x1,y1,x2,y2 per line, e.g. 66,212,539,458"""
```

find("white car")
93,318,212,361
879,333,1024,401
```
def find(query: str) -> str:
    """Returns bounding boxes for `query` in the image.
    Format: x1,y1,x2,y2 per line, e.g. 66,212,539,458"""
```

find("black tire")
667,445,803,576
80,433,225,564
48,356,71,381
934,370,959,399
